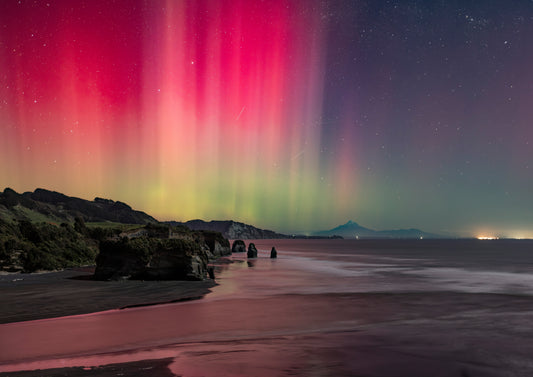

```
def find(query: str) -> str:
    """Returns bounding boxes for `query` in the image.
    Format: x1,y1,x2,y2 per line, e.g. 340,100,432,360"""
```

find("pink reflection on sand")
0,293,371,373
0,348,178,373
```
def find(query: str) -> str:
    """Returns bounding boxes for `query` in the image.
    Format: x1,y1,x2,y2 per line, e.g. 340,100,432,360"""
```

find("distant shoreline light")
477,236,499,240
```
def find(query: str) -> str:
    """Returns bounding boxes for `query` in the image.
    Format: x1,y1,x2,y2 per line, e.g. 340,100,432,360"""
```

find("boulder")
232,239,246,253
94,237,210,281
270,247,277,259
247,243,258,258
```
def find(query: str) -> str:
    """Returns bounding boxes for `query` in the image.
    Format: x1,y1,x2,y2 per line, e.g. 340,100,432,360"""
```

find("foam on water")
407,267,533,295
213,239,533,298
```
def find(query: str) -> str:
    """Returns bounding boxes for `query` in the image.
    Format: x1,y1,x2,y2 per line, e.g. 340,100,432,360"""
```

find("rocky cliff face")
93,224,231,281
94,237,210,281
0,188,235,276
167,220,289,240
199,231,231,258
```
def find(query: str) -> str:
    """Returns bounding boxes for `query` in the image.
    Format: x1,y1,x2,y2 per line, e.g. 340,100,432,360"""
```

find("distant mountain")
165,219,290,240
314,220,374,238
0,188,157,224
313,220,441,239
372,228,441,239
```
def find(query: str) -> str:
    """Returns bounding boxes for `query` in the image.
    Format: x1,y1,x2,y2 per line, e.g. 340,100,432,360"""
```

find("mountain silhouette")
313,220,441,239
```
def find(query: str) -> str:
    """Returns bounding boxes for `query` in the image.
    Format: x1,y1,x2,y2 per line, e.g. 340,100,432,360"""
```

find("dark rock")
270,247,277,258
94,197,114,205
31,188,69,203
231,239,246,253
144,223,170,238
1,188,35,209
201,231,231,257
94,237,209,281
247,243,258,258
111,201,132,211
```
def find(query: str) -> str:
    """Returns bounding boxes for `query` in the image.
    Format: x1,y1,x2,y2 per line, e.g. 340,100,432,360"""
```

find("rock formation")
167,219,289,239
94,237,210,281
270,246,277,258
231,239,246,253
200,231,231,257
247,242,258,258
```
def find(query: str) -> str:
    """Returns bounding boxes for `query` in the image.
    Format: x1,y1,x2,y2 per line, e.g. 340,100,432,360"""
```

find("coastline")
2,240,533,376
0,267,216,324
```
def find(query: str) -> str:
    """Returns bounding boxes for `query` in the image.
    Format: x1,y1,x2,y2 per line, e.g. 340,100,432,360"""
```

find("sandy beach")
0,267,216,324
0,267,217,376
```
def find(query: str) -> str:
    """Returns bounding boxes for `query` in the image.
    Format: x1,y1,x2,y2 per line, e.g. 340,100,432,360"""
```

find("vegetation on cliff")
0,216,229,278
0,188,230,277
0,217,102,272
0,187,157,225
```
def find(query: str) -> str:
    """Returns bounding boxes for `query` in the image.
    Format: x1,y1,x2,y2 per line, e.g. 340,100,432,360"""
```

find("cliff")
166,219,290,240
0,187,157,225
93,237,210,281
92,224,229,281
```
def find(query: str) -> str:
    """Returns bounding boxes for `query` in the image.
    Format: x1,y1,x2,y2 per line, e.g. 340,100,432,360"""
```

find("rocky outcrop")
200,231,231,257
231,239,246,253
247,243,258,258
270,247,277,258
166,219,289,239
94,237,210,281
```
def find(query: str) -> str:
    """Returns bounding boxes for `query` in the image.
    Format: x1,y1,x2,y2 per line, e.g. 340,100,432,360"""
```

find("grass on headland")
85,222,144,231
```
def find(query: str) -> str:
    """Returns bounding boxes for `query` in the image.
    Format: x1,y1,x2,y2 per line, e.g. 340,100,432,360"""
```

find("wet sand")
2,292,533,376
0,267,216,324
1,358,176,377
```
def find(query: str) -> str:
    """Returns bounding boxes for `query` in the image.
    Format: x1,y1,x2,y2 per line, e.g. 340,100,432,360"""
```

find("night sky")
1,0,532,238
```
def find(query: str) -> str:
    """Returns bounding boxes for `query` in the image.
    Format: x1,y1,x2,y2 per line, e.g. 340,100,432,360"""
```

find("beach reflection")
2,240,533,376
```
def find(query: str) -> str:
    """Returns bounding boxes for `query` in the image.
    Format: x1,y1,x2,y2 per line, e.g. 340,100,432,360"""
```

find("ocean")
1,239,533,376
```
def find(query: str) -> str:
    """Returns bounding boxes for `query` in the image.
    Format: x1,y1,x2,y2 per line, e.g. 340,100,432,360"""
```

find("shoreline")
3,240,533,376
1,358,176,377
0,267,217,324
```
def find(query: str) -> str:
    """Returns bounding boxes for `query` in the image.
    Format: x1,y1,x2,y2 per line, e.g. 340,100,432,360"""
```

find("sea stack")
232,239,246,253
247,243,258,258
270,247,277,258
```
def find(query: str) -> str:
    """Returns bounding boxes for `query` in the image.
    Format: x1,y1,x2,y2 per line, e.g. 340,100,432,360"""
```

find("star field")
1,0,532,237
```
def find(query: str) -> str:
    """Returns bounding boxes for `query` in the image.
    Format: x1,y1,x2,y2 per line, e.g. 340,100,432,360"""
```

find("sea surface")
2,239,533,376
